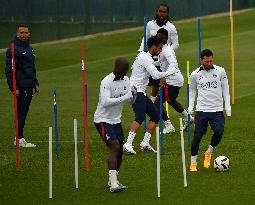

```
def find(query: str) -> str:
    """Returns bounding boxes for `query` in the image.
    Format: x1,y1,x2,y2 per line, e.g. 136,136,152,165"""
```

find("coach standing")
5,24,38,147
188,49,231,172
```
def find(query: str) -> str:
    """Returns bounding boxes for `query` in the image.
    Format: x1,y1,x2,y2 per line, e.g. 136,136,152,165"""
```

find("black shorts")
148,66,162,87
94,122,124,145
161,84,181,103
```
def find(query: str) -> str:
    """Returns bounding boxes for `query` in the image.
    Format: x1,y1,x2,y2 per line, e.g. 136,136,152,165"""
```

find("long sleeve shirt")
158,44,184,87
138,20,179,52
130,51,173,94
94,73,132,124
188,65,231,113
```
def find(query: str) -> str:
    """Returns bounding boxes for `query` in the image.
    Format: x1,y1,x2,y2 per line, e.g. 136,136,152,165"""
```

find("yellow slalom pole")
230,0,235,104
166,102,169,118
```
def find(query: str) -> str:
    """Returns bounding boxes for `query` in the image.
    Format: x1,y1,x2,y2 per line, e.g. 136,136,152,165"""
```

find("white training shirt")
159,44,184,87
130,51,173,94
188,65,231,113
138,20,179,52
94,73,132,124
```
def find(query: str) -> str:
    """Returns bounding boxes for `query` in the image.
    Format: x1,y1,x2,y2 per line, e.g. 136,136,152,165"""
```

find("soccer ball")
214,156,230,171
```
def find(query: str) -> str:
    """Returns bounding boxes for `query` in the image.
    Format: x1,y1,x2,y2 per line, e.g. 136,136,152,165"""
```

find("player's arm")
221,69,231,117
144,60,170,80
5,47,15,92
169,25,179,50
188,72,197,114
100,81,133,107
164,49,179,75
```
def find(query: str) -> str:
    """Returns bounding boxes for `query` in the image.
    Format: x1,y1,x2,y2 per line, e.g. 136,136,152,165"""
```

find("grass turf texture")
0,9,255,205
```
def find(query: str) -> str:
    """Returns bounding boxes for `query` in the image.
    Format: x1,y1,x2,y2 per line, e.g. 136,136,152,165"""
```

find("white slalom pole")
179,119,187,188
156,127,160,197
49,127,53,199
74,119,79,189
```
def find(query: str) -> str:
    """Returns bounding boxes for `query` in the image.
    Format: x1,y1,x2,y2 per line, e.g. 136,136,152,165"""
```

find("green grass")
1,9,255,205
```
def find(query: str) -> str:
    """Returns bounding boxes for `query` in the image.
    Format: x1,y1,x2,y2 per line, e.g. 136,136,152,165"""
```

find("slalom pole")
74,119,79,189
11,42,20,172
159,87,164,155
230,0,235,104
186,61,191,147
179,118,187,188
81,45,89,172
197,17,202,66
49,127,53,199
156,127,160,198
143,16,147,133
53,89,59,156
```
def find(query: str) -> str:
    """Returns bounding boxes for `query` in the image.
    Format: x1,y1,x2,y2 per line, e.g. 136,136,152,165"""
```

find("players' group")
93,3,231,193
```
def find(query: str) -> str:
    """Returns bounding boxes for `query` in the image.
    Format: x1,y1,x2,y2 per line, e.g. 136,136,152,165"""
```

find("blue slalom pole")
198,17,202,66
159,87,164,154
53,89,59,156
143,16,147,133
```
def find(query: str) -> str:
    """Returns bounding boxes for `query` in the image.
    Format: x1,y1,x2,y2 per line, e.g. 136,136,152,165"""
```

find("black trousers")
17,88,33,139
191,111,225,156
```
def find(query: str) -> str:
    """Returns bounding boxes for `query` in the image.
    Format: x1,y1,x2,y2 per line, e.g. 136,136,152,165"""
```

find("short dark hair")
147,36,163,49
157,28,168,37
201,49,213,59
17,24,29,30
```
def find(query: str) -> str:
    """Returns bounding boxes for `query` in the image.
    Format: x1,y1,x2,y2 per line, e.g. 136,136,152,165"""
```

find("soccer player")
123,36,174,155
154,28,193,134
188,49,231,172
94,57,134,193
5,24,38,147
138,3,179,103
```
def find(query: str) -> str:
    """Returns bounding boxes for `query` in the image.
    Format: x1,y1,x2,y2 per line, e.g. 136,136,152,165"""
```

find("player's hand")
12,90,19,96
33,85,40,95
225,110,231,117
160,78,166,86
131,86,137,96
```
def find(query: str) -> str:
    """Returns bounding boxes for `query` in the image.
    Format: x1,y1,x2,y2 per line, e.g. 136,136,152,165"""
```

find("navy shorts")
161,84,181,103
94,122,124,145
132,92,159,124
148,66,162,87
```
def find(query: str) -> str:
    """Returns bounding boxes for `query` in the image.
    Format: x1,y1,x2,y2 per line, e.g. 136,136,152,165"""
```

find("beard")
155,15,168,27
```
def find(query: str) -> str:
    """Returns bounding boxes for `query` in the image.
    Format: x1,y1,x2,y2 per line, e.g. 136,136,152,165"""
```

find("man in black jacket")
5,24,39,147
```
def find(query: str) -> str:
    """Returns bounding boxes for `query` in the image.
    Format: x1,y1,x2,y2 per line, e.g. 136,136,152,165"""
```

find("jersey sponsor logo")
200,81,218,89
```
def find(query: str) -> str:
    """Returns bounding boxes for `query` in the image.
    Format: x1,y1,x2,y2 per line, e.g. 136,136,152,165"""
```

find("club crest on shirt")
213,74,217,78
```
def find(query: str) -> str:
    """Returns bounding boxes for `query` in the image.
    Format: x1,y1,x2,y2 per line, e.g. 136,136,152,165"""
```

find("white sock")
150,96,156,103
181,109,188,120
191,155,197,164
143,132,151,144
127,131,136,145
109,170,118,188
206,145,214,153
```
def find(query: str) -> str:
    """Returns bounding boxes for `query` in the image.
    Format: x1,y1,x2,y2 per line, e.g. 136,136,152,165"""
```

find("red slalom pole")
11,42,20,172
81,45,89,172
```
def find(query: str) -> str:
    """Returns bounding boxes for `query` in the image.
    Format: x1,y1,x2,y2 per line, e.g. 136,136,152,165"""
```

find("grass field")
0,9,255,205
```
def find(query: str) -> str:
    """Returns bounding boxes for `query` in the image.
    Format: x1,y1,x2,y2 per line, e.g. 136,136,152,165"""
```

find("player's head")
201,49,214,70
114,57,129,78
154,3,169,26
147,36,163,56
157,28,168,45
16,24,30,42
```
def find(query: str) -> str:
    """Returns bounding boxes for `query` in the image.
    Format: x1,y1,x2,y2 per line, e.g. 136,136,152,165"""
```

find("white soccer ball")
214,156,230,171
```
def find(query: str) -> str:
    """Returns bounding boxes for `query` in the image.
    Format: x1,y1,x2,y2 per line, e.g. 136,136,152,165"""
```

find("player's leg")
166,85,193,124
140,96,159,152
16,88,35,147
204,111,225,168
94,122,125,192
124,92,146,154
190,111,208,171
154,86,175,134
